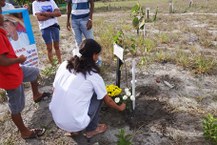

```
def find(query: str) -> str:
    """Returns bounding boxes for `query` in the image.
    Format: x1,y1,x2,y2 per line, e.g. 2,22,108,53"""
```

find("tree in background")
6,0,19,7
14,0,29,7
55,0,67,5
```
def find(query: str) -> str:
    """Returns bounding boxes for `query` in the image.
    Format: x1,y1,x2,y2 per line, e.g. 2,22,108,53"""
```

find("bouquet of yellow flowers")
106,84,132,105
106,84,122,97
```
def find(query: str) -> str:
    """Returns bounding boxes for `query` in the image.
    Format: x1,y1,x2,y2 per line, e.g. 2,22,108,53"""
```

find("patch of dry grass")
95,0,217,13
29,1,217,75
0,89,7,103
85,12,217,75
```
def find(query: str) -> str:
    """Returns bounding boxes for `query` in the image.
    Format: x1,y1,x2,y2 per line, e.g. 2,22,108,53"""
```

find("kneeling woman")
49,39,126,138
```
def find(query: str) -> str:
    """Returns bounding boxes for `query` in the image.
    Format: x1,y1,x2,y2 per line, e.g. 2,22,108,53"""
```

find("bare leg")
30,79,42,101
54,41,62,64
11,113,32,137
46,43,53,64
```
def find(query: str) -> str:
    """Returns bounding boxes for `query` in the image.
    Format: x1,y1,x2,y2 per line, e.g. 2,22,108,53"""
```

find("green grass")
203,114,217,144
56,0,217,14
30,0,217,75
57,0,217,14
95,0,164,12
92,5,217,74
192,55,216,74
94,0,217,13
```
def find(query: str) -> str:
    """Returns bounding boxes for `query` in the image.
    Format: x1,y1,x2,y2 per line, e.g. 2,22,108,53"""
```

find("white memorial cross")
131,59,136,110
114,44,136,110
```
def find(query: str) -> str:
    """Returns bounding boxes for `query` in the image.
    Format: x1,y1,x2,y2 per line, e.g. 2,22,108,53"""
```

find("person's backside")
50,39,126,139
50,61,106,132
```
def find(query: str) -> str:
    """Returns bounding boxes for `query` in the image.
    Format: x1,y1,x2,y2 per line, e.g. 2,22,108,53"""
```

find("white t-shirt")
2,3,15,11
9,32,30,50
32,0,59,30
49,61,107,132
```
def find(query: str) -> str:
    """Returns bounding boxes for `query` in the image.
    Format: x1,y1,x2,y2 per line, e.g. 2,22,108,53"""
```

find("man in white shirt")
0,0,15,11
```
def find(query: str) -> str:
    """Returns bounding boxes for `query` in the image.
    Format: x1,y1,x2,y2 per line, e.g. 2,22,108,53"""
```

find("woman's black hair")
66,39,101,78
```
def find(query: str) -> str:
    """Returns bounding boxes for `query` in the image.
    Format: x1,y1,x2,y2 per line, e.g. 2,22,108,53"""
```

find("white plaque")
113,44,124,62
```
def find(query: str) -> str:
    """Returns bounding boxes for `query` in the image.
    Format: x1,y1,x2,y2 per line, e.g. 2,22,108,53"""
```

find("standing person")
49,39,126,138
32,0,62,64
0,0,14,11
0,5,49,139
66,0,94,47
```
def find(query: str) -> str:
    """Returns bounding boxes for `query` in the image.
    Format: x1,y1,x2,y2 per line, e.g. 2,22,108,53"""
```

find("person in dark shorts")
32,0,62,64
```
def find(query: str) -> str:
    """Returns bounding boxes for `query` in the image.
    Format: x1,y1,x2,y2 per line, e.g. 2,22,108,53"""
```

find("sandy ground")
0,11,217,145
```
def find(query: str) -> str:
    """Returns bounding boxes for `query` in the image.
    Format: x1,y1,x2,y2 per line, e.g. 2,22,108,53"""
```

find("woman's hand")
118,103,126,111
103,95,126,112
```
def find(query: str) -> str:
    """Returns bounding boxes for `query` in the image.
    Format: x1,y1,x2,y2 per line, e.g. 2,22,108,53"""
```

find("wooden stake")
146,7,150,21
143,25,146,38
115,59,123,88
189,0,193,7
169,0,173,13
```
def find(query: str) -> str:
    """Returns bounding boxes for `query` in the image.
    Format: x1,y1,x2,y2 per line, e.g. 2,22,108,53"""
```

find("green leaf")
132,17,139,28
116,129,132,145
131,4,139,13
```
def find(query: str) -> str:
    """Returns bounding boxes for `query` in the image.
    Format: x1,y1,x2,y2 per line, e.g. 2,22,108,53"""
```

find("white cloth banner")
14,44,39,67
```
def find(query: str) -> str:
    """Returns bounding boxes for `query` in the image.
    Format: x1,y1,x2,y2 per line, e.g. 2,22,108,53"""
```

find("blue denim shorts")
41,24,60,44
6,66,39,114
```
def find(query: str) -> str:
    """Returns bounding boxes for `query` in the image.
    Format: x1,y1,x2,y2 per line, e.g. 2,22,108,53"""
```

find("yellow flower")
106,84,122,97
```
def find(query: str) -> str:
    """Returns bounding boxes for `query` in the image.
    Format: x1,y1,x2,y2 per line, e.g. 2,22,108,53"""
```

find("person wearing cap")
3,16,30,51
49,39,126,138
32,0,62,64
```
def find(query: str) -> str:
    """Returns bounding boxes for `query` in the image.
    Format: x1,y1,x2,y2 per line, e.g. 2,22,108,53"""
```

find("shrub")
203,114,217,144
115,129,132,145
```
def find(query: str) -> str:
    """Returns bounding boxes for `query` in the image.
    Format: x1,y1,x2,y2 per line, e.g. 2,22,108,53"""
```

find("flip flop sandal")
64,132,80,137
22,128,46,139
83,124,107,139
34,92,51,103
